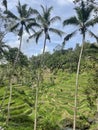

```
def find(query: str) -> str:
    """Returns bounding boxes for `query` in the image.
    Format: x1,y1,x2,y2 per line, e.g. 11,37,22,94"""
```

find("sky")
1,0,98,57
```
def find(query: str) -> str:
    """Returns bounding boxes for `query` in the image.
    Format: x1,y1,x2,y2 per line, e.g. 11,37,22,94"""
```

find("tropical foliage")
0,0,98,130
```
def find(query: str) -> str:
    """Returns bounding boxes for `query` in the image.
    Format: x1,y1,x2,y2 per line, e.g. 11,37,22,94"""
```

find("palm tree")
6,1,37,67
29,5,64,55
29,5,64,130
63,1,97,129
5,1,37,125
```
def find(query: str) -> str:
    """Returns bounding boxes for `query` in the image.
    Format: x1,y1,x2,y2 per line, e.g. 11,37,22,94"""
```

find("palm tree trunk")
6,35,22,125
73,33,85,130
96,98,98,112
13,35,22,68
34,72,39,130
95,98,98,129
34,35,47,130
43,35,47,55
0,86,8,111
42,34,47,69
6,78,12,125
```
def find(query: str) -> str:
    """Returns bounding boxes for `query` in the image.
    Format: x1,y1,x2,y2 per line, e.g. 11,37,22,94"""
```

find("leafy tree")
5,47,28,67
84,49,98,129
63,1,96,129
73,0,96,4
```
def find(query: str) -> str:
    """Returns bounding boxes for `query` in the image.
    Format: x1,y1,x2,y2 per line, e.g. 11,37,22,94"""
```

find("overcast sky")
1,0,98,57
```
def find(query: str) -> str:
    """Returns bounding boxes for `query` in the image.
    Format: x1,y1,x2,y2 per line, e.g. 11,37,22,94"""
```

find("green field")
0,70,97,130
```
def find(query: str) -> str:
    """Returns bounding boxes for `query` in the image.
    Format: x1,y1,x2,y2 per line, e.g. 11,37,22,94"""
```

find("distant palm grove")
0,0,98,130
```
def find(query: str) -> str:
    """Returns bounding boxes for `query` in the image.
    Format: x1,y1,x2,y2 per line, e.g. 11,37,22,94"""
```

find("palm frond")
26,8,32,18
88,30,98,43
86,18,97,27
5,10,18,20
25,18,36,22
22,4,27,11
49,28,64,37
87,17,98,27
75,1,94,23
41,5,45,14
16,1,22,17
75,6,83,22
10,23,19,31
46,33,50,41
47,6,53,14
30,28,36,33
37,14,46,26
63,30,77,46
63,16,79,26
50,16,61,24
27,22,40,29
41,5,53,24
21,4,28,17
36,31,43,43
84,4,94,21
24,23,30,34
2,0,7,11
29,30,43,43
30,8,39,15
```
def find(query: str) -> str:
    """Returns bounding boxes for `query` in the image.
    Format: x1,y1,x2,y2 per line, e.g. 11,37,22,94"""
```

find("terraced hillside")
0,70,97,130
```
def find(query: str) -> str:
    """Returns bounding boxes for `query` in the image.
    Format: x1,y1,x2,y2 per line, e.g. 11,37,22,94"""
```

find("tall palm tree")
6,1,37,67
29,5,64,55
29,5,64,130
5,1,37,125
63,1,97,129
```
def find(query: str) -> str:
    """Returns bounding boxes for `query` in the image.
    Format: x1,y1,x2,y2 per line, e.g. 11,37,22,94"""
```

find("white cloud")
7,40,19,48
54,0,73,6
5,0,40,10
40,46,49,53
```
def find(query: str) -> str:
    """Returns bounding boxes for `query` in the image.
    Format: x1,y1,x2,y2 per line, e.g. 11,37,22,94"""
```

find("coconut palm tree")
29,5,64,55
29,5,64,130
5,1,38,125
63,1,97,129
6,1,37,67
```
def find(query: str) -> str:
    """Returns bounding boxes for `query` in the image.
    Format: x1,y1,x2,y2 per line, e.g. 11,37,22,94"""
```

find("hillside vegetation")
0,42,98,130
0,0,98,129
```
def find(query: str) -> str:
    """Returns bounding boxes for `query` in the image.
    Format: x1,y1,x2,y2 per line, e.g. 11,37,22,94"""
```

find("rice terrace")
0,0,98,130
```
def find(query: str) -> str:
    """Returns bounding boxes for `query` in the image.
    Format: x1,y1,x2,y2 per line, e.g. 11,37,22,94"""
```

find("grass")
0,70,97,129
